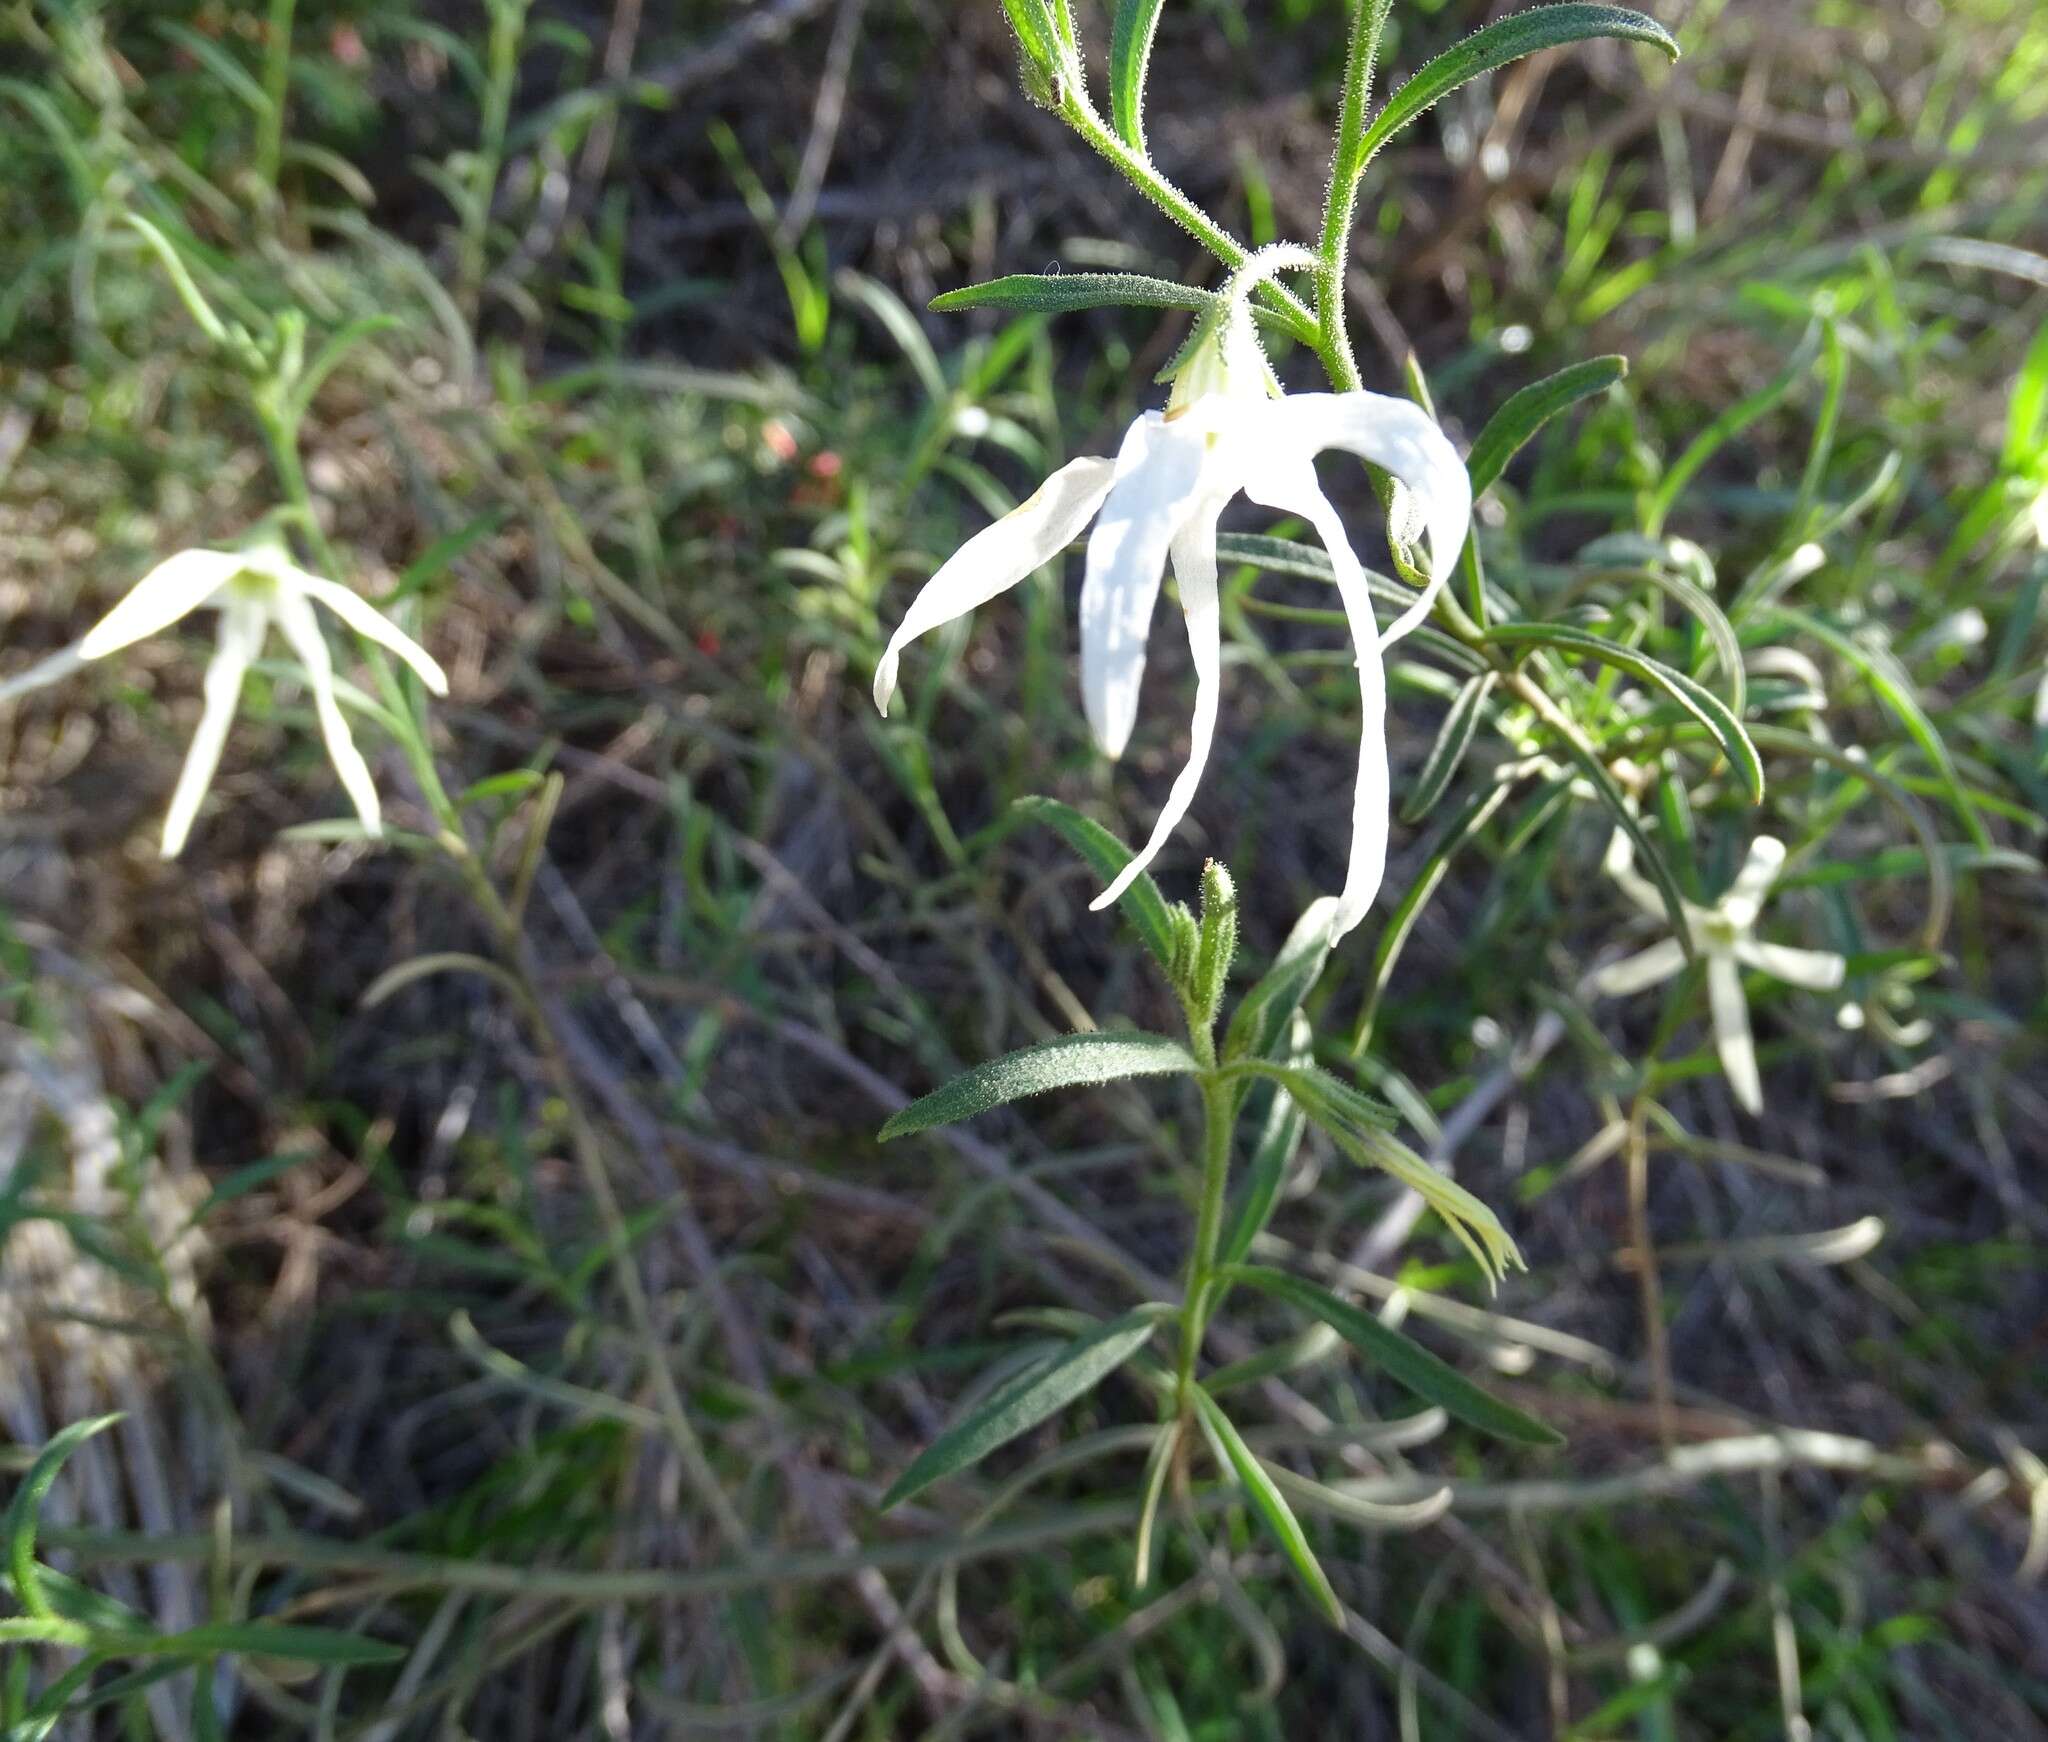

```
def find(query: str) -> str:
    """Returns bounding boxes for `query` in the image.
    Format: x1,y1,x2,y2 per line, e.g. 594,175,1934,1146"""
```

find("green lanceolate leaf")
881,1312,1162,1508
931,273,1214,318
6,1415,122,1622
1190,1388,1343,1624
1012,796,1179,970
1251,1075,1521,1284
1358,6,1678,165
1488,622,1765,802
879,1031,1198,1141
1466,356,1628,496
1224,1267,1562,1446
1228,1060,1397,1137
1224,896,1342,1065
1110,0,1168,152
1403,672,1497,823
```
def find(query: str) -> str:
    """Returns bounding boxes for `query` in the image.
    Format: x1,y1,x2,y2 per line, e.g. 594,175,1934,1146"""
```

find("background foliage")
2,0,2045,1735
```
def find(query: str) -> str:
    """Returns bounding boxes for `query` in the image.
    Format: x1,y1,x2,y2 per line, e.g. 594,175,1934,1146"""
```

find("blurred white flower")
874,250,1471,940
1592,829,1845,1115
79,542,448,857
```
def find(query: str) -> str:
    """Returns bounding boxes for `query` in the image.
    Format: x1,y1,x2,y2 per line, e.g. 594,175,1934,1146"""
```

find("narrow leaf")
1359,7,1678,164
1403,672,1497,823
1489,622,1764,802
932,273,1214,317
1226,1266,1563,1446
881,1312,1161,1508
1766,608,1991,849
6,1416,123,1622
1190,1389,1343,1624
1223,896,1341,1065
1012,796,1178,970
1467,356,1628,496
1110,0,1168,151
1358,782,1515,1051
879,1031,1198,1141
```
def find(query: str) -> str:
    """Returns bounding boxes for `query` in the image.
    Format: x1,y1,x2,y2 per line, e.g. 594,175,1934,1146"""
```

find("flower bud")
1001,0,1066,109
1190,860,1239,1032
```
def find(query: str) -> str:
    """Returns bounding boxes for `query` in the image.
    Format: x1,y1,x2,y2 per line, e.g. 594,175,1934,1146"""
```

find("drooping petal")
1721,835,1787,929
1262,392,1472,644
79,549,246,660
1734,938,1846,991
1091,496,1225,912
1079,414,1210,758
1705,948,1763,1115
271,589,383,837
294,573,450,696
1242,456,1390,938
159,597,268,859
1591,937,1689,998
1602,827,1672,922
872,455,1118,715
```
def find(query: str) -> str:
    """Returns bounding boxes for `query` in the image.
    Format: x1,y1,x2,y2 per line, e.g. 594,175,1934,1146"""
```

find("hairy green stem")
1175,1070,1235,1415
1314,0,1394,394
1058,92,1321,350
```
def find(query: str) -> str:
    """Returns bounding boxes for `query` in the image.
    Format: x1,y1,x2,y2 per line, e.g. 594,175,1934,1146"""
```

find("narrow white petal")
271,590,383,837
1591,936,1690,998
1262,392,1472,644
159,598,267,858
1091,500,1224,911
1706,949,1763,1115
1079,414,1210,758
1242,458,1390,937
80,550,245,659
295,574,450,695
873,455,1117,715
1734,938,1846,991
1602,827,1673,922
1721,835,1787,927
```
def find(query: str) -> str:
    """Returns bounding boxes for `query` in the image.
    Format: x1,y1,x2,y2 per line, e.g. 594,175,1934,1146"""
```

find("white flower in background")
1592,829,1846,1115
79,542,448,857
873,247,1472,941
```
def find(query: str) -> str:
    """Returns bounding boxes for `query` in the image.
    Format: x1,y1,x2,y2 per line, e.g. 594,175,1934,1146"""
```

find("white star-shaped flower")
79,542,448,857
1592,829,1846,1115
873,250,1471,941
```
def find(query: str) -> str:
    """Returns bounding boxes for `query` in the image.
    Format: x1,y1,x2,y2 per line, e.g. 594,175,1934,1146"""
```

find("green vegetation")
2,0,2044,1735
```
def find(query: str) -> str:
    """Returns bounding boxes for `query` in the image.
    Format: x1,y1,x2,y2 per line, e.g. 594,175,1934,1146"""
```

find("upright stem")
1058,94,1322,351
1175,1041,1233,1416
1314,0,1394,394
256,0,296,194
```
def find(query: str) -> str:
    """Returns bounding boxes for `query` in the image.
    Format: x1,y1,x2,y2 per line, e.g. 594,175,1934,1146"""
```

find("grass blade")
1225,1267,1561,1445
